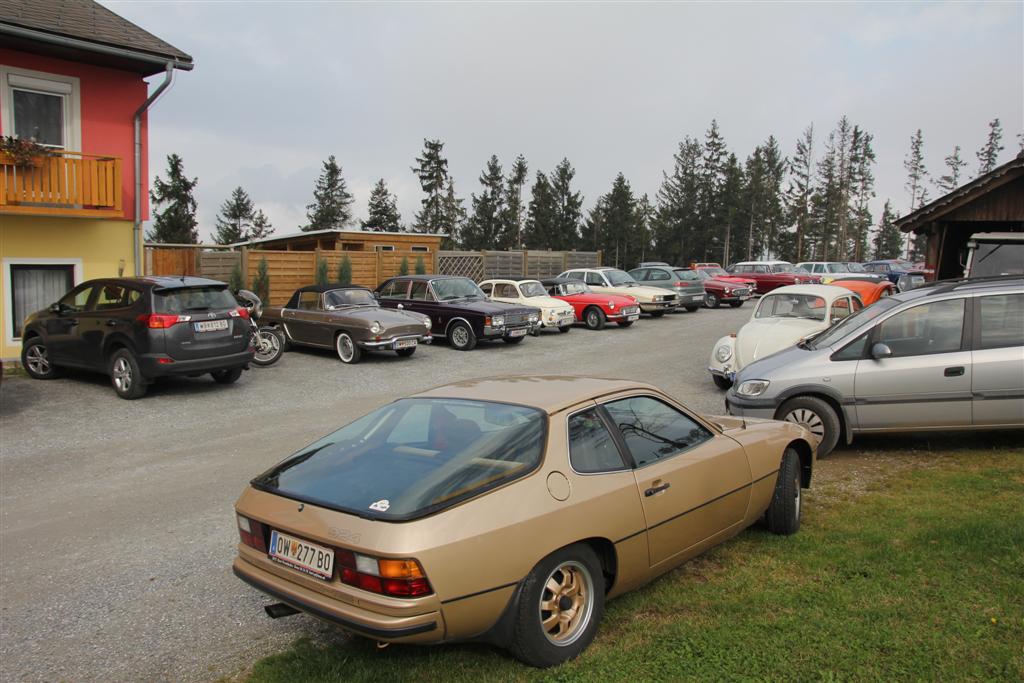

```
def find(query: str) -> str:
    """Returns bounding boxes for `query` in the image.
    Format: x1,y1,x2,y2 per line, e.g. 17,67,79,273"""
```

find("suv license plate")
268,530,334,580
508,328,527,338
395,339,417,349
194,319,229,333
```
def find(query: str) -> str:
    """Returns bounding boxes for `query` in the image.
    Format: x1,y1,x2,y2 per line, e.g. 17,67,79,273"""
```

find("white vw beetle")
708,284,863,389
479,278,576,333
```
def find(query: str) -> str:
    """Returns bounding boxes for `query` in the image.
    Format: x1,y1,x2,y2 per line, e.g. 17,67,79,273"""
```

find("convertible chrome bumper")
360,333,431,349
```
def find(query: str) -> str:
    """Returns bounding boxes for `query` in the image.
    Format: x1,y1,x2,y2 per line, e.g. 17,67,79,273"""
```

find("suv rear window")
254,399,546,520
154,286,236,314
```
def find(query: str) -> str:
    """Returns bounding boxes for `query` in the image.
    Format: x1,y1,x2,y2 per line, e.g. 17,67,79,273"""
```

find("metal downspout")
133,63,175,276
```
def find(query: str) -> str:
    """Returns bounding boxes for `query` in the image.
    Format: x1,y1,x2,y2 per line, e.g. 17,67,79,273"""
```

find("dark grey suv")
628,263,706,312
20,276,255,399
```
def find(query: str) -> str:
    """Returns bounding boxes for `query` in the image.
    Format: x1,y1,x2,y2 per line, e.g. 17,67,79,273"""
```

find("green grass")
244,448,1024,682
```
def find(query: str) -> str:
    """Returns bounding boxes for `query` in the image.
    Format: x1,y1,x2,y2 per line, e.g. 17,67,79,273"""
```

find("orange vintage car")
831,277,895,305
233,376,817,667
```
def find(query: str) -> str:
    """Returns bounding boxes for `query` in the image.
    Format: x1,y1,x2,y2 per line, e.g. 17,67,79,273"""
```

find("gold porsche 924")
233,376,817,667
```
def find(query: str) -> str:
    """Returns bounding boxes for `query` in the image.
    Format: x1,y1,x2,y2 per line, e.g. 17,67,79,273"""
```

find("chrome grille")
504,312,529,326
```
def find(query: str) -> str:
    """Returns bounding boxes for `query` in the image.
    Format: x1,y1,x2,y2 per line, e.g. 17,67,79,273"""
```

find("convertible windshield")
844,262,867,273
559,281,589,295
432,278,484,301
605,270,637,286
755,293,827,321
702,267,729,277
673,269,700,281
254,398,546,520
325,289,376,307
520,281,547,297
811,297,900,349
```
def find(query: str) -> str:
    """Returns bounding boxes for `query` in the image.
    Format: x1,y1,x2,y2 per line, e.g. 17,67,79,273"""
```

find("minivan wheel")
766,447,802,535
511,543,604,668
109,348,147,400
335,332,362,363
211,367,243,384
778,396,840,457
22,339,61,379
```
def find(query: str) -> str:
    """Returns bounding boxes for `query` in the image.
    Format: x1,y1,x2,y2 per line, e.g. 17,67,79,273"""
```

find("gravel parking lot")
0,305,750,682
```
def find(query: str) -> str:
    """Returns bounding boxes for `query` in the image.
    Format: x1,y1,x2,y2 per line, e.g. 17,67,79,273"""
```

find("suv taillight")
137,313,188,329
336,550,432,598
229,307,250,319
236,514,267,552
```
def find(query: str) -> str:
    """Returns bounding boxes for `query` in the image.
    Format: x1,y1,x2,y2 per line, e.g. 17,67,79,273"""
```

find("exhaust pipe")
264,602,300,619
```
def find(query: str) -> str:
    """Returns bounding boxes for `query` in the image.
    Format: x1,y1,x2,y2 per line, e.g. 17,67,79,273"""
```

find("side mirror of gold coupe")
233,376,817,667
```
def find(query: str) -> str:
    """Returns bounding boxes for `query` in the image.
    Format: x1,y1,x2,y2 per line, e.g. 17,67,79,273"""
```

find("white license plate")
627,314,640,321
691,295,704,301
508,328,528,337
268,530,334,580
194,319,229,333
395,339,417,349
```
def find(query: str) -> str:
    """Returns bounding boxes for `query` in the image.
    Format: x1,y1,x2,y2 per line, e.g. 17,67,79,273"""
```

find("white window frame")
3,257,83,347
0,65,81,151
374,245,396,252
411,245,430,253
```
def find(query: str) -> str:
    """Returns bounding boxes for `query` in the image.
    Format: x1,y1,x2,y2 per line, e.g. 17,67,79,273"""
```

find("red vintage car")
694,264,758,292
542,278,641,329
727,261,820,294
691,269,754,308
831,277,895,305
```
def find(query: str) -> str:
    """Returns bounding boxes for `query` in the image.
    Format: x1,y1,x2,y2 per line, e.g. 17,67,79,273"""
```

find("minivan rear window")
253,398,546,520
154,286,237,314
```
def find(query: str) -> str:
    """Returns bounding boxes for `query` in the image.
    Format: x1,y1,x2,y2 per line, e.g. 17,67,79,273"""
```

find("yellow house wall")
0,214,136,361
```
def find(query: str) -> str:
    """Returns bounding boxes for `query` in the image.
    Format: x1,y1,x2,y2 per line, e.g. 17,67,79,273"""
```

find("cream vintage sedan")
233,377,816,667
558,267,679,316
480,278,576,333
709,284,864,389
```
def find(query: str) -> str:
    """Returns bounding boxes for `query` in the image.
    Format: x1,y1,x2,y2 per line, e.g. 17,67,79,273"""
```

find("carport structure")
898,152,1023,280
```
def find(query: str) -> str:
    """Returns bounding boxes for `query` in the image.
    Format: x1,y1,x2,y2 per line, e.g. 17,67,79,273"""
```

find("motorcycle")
234,289,285,367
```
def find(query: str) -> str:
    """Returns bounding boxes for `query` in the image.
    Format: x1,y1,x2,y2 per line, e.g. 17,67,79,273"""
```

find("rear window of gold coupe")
253,399,546,520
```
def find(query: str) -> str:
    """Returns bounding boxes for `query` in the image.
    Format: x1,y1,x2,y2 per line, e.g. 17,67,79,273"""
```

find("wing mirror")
49,302,70,316
870,342,893,360
372,291,380,300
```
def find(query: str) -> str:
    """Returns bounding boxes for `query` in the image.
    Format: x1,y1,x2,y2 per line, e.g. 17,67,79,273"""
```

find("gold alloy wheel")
539,560,594,646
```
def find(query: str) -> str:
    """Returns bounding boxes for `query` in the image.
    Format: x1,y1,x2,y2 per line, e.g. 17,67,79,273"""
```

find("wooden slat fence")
438,249,602,280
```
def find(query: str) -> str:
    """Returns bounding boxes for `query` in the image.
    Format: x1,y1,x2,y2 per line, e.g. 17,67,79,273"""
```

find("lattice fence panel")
438,251,485,281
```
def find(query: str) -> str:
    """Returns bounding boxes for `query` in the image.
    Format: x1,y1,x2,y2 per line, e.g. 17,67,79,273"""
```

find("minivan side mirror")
870,342,893,360
49,302,62,314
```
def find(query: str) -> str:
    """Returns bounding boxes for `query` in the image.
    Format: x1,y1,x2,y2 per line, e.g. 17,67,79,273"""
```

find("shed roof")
897,153,1024,234
236,228,449,247
0,0,193,74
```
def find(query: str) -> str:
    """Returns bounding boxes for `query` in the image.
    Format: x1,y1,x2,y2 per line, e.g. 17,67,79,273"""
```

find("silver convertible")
725,277,1023,456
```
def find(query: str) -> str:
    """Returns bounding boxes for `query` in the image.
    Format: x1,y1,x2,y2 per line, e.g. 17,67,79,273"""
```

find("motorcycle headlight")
422,318,432,329
736,380,770,397
370,321,383,335
715,343,733,363
491,315,505,327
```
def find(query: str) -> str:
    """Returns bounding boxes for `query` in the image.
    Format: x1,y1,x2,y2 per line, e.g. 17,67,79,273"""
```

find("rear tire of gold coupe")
766,447,802,535
511,543,605,668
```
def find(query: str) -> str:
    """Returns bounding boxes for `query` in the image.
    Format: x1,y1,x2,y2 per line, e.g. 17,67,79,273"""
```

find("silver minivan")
725,277,1023,455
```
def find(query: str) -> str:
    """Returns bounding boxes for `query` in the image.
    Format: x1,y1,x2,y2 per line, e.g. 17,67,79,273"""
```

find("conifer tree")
148,153,199,244
304,155,354,231
337,255,352,285
415,255,426,275
785,125,815,261
976,118,1004,176
412,139,450,234
548,158,584,250
501,155,529,249
933,146,967,194
872,200,902,260
654,137,702,264
904,129,929,259
699,120,728,252
399,256,409,276
463,155,505,250
848,128,876,261
252,257,270,302
213,186,254,245
441,177,466,247
719,154,745,264
524,171,555,249
593,173,639,267
634,194,655,264
361,179,403,232
315,257,329,286
249,209,274,240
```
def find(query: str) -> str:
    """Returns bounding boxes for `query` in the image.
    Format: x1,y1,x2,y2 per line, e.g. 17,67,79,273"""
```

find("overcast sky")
104,1,1023,243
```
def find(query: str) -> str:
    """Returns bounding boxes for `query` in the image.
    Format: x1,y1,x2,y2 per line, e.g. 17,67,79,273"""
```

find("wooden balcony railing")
0,151,123,218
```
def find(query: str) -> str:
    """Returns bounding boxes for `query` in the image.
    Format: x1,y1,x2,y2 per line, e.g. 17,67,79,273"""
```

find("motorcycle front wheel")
252,327,285,366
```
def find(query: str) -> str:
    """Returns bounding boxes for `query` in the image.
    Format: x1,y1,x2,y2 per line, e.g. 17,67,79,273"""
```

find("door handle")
944,366,965,377
644,482,671,497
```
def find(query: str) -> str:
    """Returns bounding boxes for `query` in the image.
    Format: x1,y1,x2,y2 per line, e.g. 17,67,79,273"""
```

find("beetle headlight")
491,315,505,327
736,380,770,397
370,321,383,334
715,343,733,363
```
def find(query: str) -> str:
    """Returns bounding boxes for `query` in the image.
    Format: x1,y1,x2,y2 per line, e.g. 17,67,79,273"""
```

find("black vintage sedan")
261,285,432,363
374,276,539,350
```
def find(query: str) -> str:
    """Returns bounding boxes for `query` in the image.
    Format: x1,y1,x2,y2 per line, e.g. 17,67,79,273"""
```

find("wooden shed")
898,153,1023,280
245,229,444,254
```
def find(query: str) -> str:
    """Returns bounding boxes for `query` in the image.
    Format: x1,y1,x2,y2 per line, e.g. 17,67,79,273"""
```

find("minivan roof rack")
913,275,1024,296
